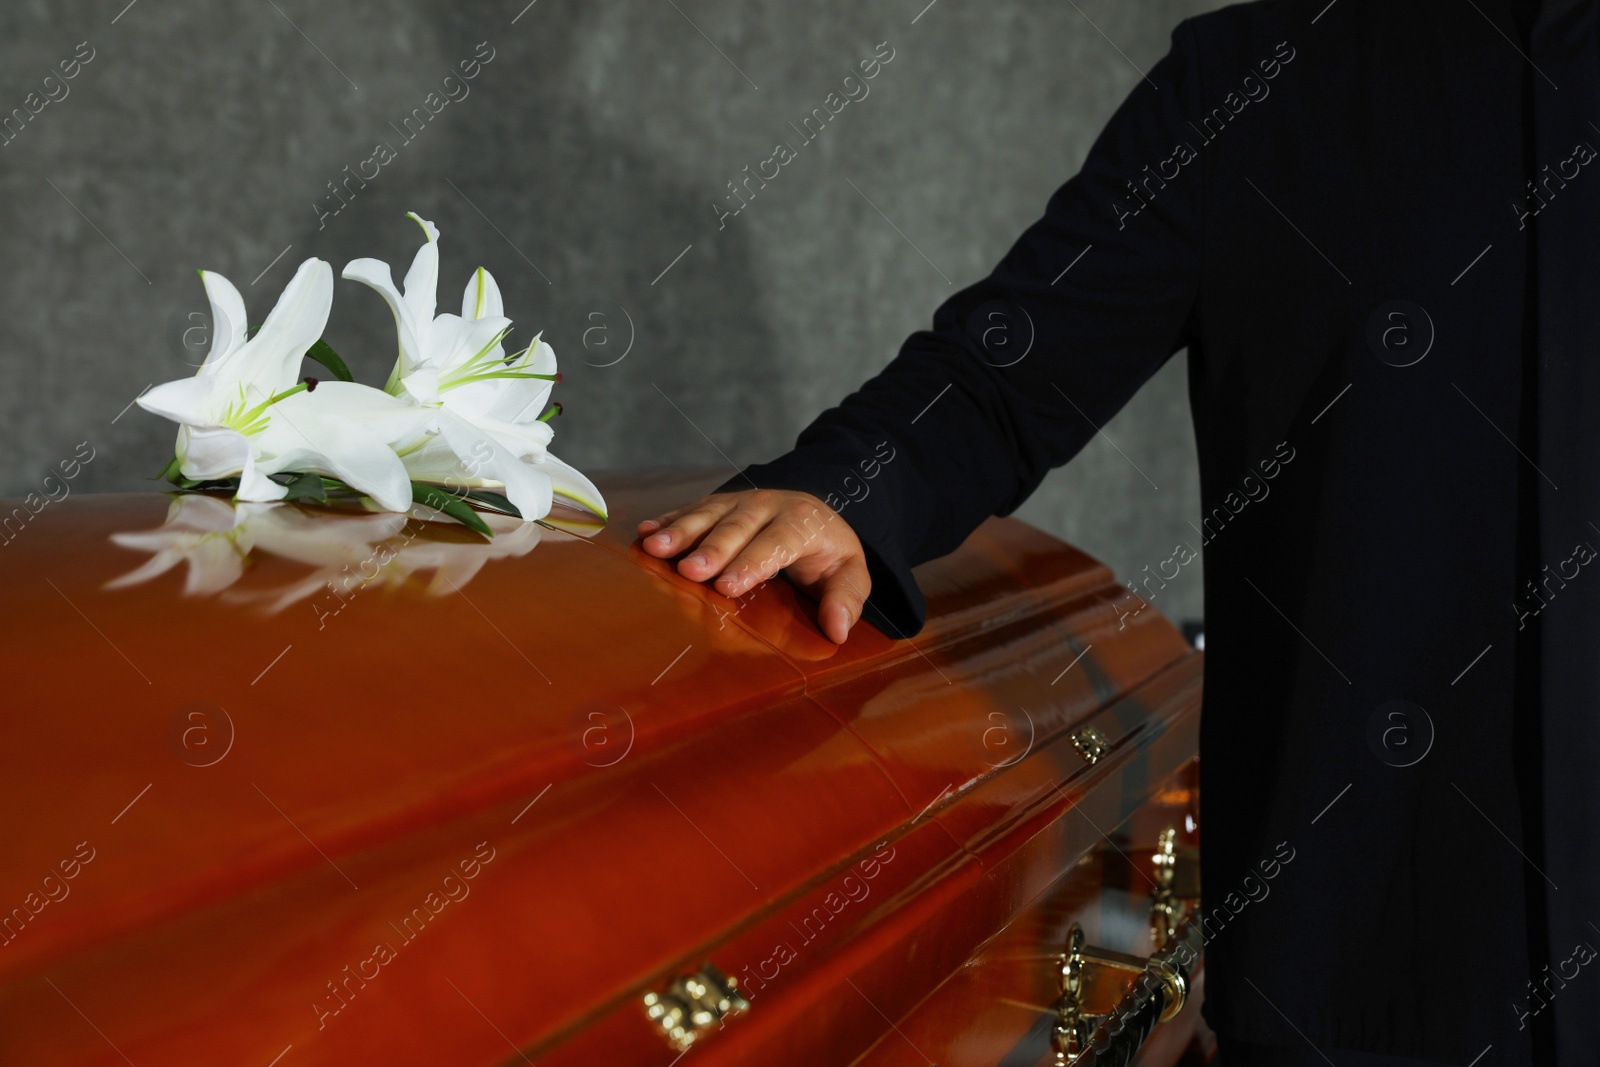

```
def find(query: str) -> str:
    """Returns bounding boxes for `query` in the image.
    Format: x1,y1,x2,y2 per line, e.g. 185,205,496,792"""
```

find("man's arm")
643,19,1209,641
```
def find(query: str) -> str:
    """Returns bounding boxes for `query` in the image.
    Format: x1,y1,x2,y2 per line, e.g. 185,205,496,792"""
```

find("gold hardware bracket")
1070,725,1112,765
1140,826,1201,950
1150,827,1180,949
642,964,749,1052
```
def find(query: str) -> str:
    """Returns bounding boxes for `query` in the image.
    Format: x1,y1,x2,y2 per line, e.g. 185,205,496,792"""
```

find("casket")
0,468,1207,1066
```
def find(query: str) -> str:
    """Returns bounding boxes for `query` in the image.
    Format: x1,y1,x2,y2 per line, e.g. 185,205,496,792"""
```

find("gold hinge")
1069,725,1112,765
642,964,749,1052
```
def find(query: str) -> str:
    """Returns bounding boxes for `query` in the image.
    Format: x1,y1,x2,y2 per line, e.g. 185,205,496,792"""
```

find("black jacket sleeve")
718,21,1207,637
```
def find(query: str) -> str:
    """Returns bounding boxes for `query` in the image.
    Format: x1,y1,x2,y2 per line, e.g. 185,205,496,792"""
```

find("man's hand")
637,489,870,644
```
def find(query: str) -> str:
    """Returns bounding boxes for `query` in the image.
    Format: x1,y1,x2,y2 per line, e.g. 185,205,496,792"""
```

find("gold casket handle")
1052,830,1203,1066
1052,917,1203,1066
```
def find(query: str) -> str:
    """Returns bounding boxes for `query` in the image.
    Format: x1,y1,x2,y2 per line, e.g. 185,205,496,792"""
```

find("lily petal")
394,435,471,485
236,451,290,504
227,258,332,398
436,409,553,521
540,450,608,519
254,386,427,512
485,338,557,422
422,312,515,376
179,425,253,481
138,376,216,427
198,269,248,370
253,430,409,513
401,212,440,338
445,338,556,429
399,368,442,406
461,266,504,321
299,381,439,437
343,257,425,379
452,412,554,459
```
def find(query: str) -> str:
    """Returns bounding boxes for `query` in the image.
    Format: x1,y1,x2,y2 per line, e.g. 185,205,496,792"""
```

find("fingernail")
639,520,660,533
685,552,708,568
647,532,671,549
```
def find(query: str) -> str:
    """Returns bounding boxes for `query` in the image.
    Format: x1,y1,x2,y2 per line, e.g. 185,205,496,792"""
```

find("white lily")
138,259,429,512
342,213,607,521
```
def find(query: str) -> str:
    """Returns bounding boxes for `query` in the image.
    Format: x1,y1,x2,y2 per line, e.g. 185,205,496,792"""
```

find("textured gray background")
0,0,1227,623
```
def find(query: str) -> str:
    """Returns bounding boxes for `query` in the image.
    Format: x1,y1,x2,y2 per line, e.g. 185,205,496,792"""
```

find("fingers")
636,504,686,539
676,492,784,583
635,488,872,645
714,517,813,598
719,507,871,644
636,495,738,558
636,499,709,539
636,505,689,536
816,556,871,645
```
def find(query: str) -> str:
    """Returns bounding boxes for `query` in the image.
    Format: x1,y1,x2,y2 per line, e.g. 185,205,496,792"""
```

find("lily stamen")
226,379,315,435
438,369,560,392
436,331,562,394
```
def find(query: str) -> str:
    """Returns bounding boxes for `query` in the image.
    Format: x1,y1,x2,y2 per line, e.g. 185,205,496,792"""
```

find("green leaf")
283,471,328,503
151,455,183,482
464,490,522,517
411,482,492,538
306,339,355,382
173,476,239,492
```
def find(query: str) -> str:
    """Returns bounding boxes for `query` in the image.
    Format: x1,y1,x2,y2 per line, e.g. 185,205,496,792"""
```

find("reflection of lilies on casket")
103,493,564,619
106,494,406,597
233,510,546,622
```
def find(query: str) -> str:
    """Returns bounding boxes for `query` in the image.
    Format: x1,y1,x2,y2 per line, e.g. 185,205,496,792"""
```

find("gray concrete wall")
0,0,1226,623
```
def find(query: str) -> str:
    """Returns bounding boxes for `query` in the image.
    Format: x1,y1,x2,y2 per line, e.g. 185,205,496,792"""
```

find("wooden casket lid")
0,469,1200,1065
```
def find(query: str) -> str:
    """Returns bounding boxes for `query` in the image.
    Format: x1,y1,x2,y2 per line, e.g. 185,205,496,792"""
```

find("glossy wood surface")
0,469,1201,1065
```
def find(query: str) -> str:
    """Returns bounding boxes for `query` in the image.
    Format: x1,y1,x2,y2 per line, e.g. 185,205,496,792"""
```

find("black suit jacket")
722,1,1600,1063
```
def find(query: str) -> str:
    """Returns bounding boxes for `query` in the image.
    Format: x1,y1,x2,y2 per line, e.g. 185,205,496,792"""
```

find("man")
639,1,1598,1063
